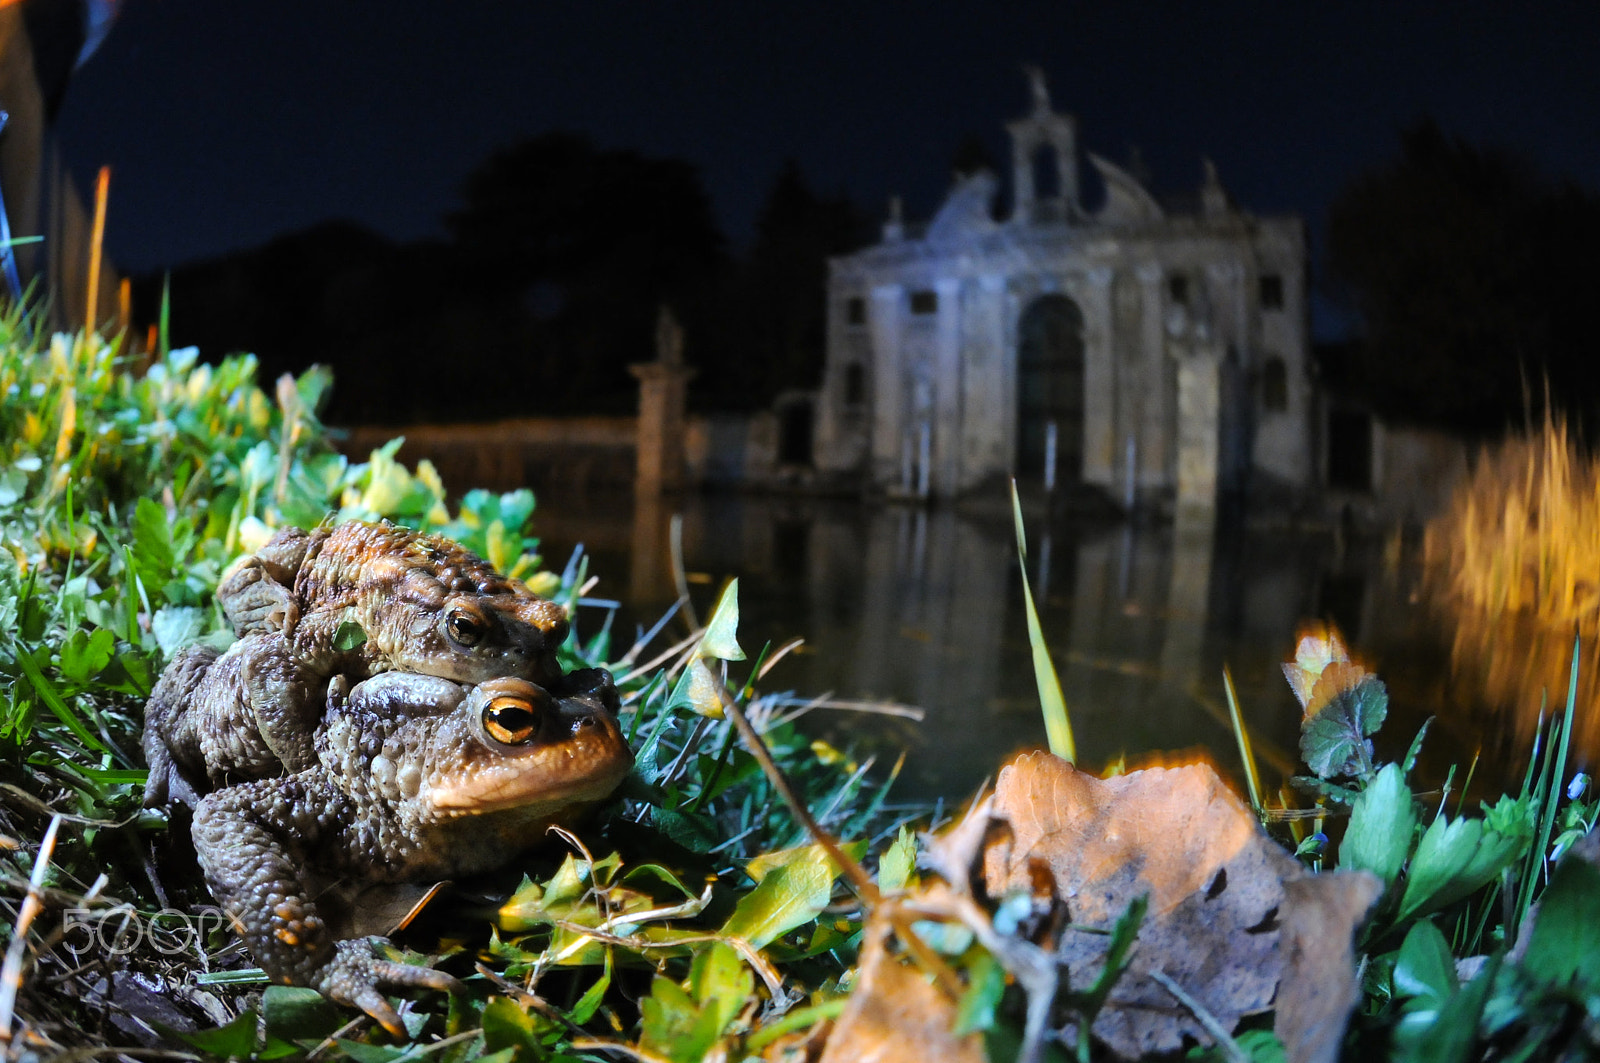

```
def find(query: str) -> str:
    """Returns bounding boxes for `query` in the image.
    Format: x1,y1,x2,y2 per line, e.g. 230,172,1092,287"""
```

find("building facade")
814,73,1314,509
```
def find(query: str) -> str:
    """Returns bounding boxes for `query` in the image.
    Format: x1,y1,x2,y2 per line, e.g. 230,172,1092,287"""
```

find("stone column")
963,275,1008,491
1174,340,1222,521
629,306,696,495
1079,267,1116,486
868,284,905,486
932,277,963,497
1135,263,1168,492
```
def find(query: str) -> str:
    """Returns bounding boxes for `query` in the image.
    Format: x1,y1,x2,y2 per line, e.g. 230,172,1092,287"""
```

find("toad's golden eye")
483,697,540,745
445,607,486,648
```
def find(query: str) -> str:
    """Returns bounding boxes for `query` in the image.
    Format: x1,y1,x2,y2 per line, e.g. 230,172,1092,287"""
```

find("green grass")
0,318,916,1059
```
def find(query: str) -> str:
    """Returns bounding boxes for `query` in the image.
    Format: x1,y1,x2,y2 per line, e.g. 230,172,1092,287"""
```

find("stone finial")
1022,63,1052,115
654,303,685,366
884,195,905,241
1201,157,1232,218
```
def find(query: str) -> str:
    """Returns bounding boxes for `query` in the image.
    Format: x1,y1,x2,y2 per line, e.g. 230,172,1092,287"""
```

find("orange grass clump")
1424,415,1600,625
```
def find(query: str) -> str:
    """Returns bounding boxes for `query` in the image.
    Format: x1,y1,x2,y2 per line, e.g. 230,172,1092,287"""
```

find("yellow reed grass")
1425,415,1600,625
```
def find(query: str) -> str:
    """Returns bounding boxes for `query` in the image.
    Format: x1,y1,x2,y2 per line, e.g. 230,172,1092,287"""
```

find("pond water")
535,489,1566,804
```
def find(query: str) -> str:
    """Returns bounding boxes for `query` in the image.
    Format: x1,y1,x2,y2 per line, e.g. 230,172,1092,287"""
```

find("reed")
1425,414,1600,627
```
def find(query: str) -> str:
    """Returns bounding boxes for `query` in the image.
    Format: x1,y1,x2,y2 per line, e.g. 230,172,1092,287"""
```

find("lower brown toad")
190,668,632,1034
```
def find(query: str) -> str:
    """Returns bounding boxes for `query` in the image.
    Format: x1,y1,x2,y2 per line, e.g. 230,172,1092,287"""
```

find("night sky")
51,1,1600,339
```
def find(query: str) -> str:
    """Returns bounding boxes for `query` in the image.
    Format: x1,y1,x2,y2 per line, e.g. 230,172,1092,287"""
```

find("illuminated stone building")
814,71,1313,509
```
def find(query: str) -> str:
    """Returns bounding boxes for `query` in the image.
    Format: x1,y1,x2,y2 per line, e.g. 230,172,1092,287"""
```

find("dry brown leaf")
816,913,985,1063
980,752,1375,1060
920,792,994,895
1275,871,1383,1063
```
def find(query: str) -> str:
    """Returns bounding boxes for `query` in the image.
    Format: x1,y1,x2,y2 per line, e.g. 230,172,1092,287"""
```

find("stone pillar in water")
630,305,697,496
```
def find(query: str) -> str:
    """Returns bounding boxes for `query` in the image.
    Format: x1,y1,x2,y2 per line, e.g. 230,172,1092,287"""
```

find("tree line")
135,135,869,425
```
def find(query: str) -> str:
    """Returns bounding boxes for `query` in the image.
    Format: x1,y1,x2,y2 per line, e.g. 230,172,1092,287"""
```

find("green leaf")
131,496,176,593
1393,919,1457,1006
639,976,711,1063
649,808,722,853
1340,762,1416,885
151,605,204,657
722,843,842,949
953,951,1005,1035
1011,481,1074,762
261,985,343,1043
567,956,612,1025
877,825,917,892
688,941,751,1043
1520,854,1600,991
58,627,114,682
332,1039,415,1063
480,996,542,1056
700,579,745,661
1392,955,1498,1063
180,1008,259,1058
1396,801,1533,922
333,619,367,652
1300,675,1388,779
666,657,726,719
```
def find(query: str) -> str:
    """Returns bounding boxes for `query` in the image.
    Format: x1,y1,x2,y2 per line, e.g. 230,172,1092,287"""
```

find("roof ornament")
1022,63,1052,116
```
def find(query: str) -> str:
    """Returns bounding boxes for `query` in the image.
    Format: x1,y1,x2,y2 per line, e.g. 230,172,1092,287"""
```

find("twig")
0,814,62,1045
1147,969,1249,1063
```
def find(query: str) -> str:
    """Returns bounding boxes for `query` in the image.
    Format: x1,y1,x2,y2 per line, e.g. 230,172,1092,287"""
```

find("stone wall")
340,412,776,497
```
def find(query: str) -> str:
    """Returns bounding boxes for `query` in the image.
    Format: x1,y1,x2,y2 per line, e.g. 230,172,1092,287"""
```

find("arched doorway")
1016,294,1085,482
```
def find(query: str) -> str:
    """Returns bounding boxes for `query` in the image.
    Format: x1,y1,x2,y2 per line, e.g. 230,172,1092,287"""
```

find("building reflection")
547,492,1464,800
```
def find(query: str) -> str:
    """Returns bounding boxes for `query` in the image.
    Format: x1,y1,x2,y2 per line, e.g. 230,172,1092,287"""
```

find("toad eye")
445,607,486,648
483,696,540,746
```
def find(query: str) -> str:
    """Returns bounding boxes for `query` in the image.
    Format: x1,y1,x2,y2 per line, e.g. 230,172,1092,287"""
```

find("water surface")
537,490,1508,802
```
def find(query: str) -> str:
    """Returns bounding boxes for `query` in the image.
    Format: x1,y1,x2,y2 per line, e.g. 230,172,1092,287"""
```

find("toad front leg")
192,775,458,1036
216,526,321,636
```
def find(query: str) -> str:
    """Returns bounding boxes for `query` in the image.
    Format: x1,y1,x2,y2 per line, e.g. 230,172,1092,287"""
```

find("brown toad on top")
143,521,571,806
192,668,631,1035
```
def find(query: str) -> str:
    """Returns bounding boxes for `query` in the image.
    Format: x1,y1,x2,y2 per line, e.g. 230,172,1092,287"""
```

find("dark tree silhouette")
701,160,870,409
448,132,727,413
1327,120,1600,434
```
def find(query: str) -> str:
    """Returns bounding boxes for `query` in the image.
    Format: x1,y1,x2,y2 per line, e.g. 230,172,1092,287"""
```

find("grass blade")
1010,481,1075,763
1223,666,1263,814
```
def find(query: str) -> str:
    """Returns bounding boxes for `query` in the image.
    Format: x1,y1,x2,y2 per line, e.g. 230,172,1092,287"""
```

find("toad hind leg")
193,777,457,1037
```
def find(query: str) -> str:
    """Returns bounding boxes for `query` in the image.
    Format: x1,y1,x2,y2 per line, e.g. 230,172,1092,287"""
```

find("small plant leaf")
722,843,841,949
261,985,343,1043
1520,852,1600,991
151,605,204,657
952,950,1004,1035
58,627,114,682
1301,675,1388,779
332,619,367,652
700,579,745,662
1393,919,1457,1006
876,824,917,892
666,657,725,719
1340,762,1416,886
1396,798,1533,922
180,1009,259,1058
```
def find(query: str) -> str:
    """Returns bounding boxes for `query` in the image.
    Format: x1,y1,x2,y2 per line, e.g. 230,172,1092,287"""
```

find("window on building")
1261,356,1288,412
845,296,866,325
1167,273,1190,305
844,363,865,406
1259,273,1284,310
909,290,938,315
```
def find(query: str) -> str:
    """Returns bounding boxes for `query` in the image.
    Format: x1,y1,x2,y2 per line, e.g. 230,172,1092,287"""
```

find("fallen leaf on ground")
816,913,985,1063
979,751,1378,1061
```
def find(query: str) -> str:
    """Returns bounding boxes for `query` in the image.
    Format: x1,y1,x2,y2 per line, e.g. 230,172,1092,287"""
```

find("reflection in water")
1439,604,1600,777
538,491,1490,801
